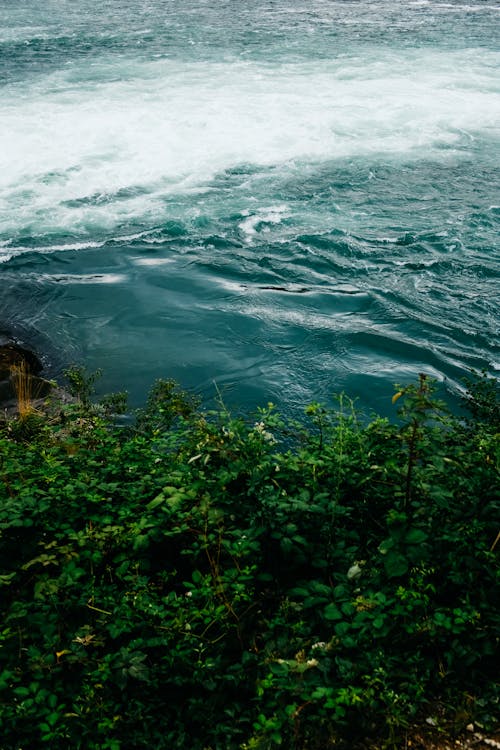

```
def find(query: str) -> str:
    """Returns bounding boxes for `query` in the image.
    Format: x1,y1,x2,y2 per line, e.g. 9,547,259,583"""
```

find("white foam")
435,3,500,10
239,204,290,239
45,273,127,284
132,257,175,266
216,279,247,293
0,239,106,263
0,49,499,238
46,240,106,251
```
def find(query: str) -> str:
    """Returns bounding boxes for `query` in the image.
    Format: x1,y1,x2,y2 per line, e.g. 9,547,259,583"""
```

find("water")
1,0,499,416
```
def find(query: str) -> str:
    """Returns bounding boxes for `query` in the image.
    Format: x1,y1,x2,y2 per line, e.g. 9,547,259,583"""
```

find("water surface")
1,0,499,415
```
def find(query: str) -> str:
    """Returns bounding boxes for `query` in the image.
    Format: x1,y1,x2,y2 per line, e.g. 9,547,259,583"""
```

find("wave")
1,48,499,240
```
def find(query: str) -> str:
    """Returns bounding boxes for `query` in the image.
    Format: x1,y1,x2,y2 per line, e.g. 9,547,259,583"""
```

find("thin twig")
490,530,500,552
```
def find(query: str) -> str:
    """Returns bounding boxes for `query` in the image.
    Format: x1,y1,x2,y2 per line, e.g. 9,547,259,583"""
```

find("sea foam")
1,49,499,240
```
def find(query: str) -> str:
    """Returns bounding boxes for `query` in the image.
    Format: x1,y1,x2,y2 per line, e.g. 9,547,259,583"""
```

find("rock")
0,340,72,418
0,342,42,378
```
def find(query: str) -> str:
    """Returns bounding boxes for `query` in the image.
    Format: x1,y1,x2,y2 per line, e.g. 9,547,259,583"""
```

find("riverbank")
0,339,74,421
0,371,498,749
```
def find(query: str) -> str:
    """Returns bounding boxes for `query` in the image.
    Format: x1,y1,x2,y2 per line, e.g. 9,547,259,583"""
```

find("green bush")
0,374,498,749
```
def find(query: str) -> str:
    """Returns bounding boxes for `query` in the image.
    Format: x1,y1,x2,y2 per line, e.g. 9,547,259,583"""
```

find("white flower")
347,563,363,580
311,642,327,651
252,421,276,443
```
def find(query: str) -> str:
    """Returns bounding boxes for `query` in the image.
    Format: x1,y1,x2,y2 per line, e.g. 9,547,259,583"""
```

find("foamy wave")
0,239,106,262
435,3,500,10
132,257,175,266
239,205,290,239
1,50,499,237
0,231,166,262
46,240,106,251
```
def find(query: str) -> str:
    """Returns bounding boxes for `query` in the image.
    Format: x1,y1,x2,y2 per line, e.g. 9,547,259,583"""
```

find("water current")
1,0,499,416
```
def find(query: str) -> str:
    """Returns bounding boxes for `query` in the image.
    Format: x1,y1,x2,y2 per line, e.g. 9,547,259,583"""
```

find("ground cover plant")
0,372,498,749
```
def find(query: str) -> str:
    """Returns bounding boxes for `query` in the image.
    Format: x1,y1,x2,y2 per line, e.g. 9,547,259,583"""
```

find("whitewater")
1,0,499,414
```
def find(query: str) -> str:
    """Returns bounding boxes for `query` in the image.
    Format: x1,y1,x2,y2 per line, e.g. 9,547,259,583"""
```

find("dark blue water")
1,0,499,415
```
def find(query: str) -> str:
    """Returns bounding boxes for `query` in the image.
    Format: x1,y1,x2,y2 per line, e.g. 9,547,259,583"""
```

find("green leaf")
334,621,351,637
146,492,166,510
324,603,343,621
0,572,16,586
384,553,409,578
269,661,289,675
378,538,395,554
405,528,428,545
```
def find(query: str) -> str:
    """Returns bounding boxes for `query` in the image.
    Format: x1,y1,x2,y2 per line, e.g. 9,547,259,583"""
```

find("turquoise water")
1,0,499,415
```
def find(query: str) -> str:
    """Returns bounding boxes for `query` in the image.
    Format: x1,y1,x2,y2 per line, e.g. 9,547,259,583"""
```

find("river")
1,0,498,415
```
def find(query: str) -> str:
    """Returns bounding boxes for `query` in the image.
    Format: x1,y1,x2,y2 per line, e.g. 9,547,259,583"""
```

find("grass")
10,360,37,417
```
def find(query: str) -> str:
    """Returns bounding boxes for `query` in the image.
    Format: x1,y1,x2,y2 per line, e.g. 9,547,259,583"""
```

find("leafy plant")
63,365,103,407
0,373,498,749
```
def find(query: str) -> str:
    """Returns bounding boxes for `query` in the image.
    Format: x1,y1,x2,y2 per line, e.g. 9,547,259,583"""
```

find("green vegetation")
0,372,498,749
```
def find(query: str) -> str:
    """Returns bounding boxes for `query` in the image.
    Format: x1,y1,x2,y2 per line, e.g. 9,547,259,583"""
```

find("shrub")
0,374,498,748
